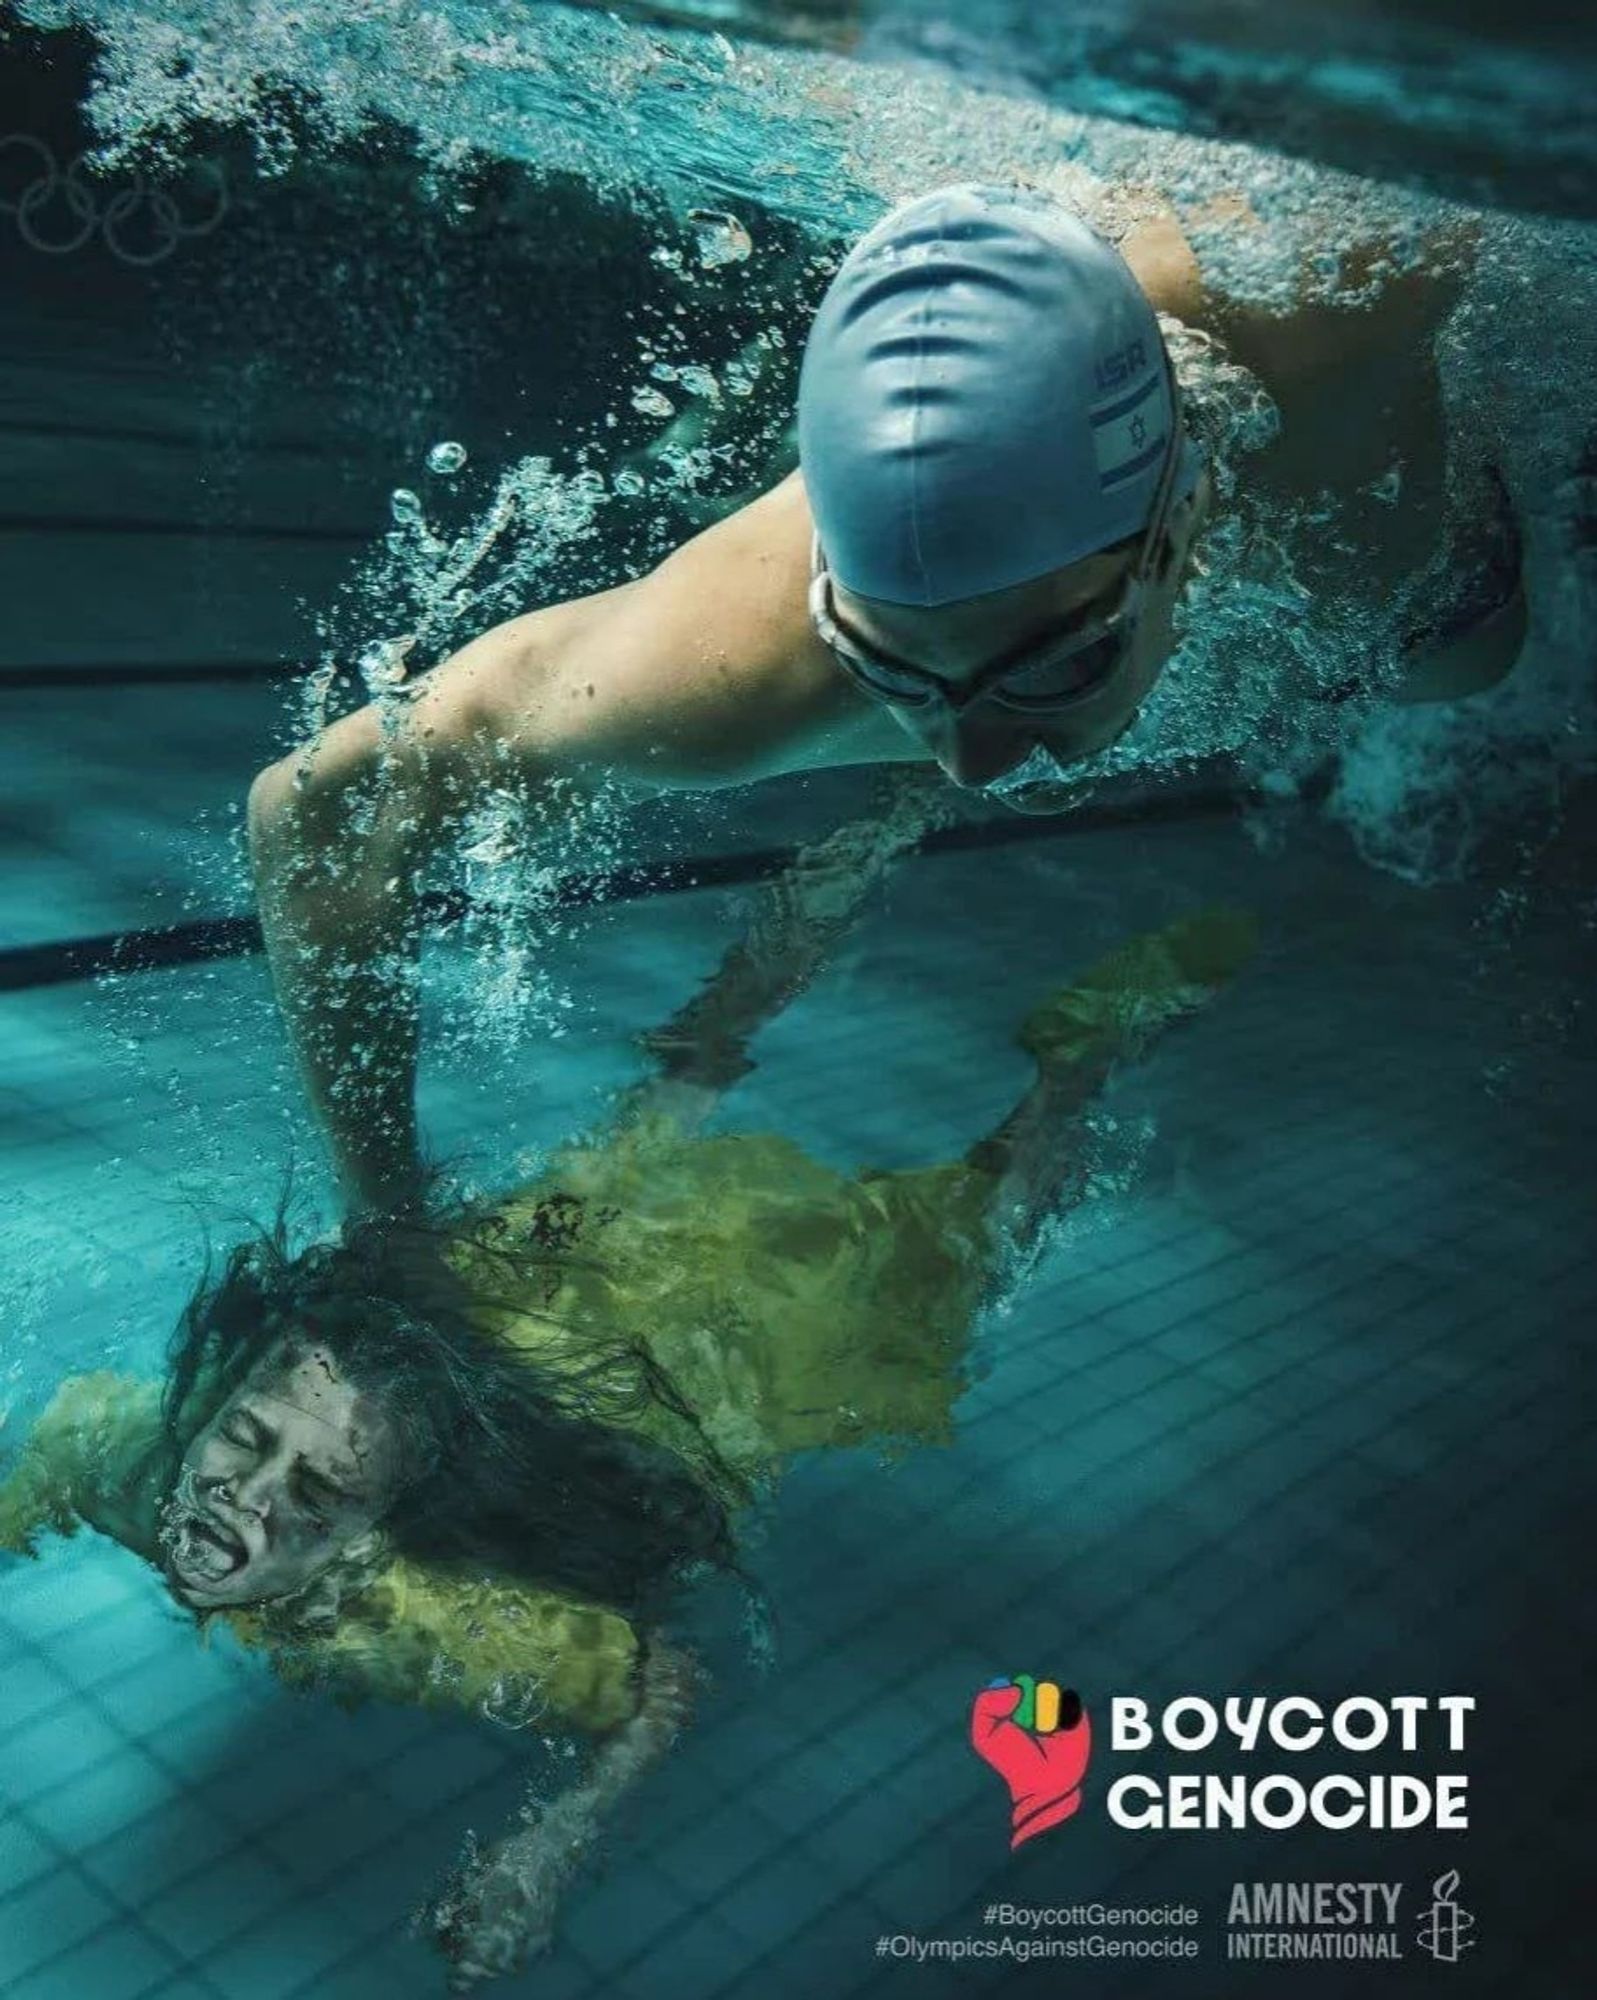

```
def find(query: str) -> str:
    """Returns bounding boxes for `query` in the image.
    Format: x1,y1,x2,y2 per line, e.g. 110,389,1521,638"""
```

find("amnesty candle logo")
1416,1871,1476,1964
1226,1881,1405,1963
1224,1873,1479,1964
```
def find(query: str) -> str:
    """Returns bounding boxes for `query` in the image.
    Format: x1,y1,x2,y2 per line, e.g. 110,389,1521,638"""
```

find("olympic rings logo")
0,135,227,266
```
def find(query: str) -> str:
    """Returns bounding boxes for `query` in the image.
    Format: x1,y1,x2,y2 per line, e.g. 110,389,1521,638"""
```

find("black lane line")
0,783,1253,996
0,662,302,689
0,516,372,541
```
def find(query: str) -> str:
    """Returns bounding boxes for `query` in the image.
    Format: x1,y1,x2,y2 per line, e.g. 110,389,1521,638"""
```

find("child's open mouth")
169,1507,248,1585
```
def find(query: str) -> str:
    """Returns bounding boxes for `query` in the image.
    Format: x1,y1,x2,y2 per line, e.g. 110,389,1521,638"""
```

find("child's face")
161,1338,400,1608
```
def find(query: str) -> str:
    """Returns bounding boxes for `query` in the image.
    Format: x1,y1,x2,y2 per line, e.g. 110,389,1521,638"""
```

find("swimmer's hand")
338,1207,474,1322
421,1642,698,1989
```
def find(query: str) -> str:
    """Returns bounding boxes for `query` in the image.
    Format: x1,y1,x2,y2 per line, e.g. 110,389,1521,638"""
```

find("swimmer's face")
833,463,1213,809
161,1339,401,1609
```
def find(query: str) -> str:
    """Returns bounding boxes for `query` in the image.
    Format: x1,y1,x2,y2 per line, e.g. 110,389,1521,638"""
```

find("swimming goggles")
809,347,1194,717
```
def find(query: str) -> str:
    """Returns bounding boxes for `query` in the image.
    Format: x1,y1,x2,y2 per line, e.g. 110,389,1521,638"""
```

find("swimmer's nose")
934,716,1032,790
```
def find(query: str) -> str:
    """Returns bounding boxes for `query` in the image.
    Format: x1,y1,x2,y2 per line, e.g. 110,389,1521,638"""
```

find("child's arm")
0,1373,164,1559
222,1561,690,1985
0,1393,86,1555
426,1638,697,1992
967,908,1260,1257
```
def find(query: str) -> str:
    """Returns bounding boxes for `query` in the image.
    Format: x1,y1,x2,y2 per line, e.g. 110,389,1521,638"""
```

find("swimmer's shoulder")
1120,208,1207,323
542,471,912,788
1120,187,1475,368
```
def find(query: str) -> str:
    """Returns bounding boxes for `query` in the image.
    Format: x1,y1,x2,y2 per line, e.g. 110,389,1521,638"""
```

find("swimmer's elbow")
246,699,440,903
246,757,295,879
246,751,338,917
244,613,586,914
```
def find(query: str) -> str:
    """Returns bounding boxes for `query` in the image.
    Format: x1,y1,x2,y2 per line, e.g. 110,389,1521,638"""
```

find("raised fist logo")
970,1677,1091,1849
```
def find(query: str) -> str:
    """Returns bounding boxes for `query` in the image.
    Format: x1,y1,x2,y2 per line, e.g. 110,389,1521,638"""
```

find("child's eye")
298,1474,340,1520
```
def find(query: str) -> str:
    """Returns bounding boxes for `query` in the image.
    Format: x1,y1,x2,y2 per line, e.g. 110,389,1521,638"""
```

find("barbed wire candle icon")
1415,1869,1476,1963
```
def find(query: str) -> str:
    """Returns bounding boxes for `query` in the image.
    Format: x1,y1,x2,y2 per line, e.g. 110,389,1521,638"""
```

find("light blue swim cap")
797,183,1203,608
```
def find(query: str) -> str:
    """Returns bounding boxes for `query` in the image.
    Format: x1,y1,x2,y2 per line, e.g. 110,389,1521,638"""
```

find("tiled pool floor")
1,809,1590,1999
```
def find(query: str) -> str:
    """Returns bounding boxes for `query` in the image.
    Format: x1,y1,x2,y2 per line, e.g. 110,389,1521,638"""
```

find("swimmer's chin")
984,781,1097,817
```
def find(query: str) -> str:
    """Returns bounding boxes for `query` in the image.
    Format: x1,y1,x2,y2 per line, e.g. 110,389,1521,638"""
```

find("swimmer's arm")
1393,579,1528,704
1120,210,1206,322
248,487,855,1217
1393,464,1528,705
623,769,951,1128
247,590,631,1217
428,1639,697,1989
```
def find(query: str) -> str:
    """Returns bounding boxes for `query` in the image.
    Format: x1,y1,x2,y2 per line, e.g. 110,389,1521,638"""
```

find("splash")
22,0,1596,1093
441,773,636,1062
12,0,1530,265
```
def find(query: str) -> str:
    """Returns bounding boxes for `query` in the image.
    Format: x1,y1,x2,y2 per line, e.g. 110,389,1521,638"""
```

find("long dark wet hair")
161,1188,758,1623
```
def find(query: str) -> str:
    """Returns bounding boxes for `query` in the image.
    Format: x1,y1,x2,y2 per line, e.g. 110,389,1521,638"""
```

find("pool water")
4,782,1590,1995
2,4,1594,1997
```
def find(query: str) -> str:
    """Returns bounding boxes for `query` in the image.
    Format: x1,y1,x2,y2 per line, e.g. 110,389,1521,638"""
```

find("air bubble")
1368,465,1402,505
631,385,675,419
687,208,752,269
389,487,423,526
482,1675,547,1729
615,468,646,495
358,635,413,693
426,440,467,475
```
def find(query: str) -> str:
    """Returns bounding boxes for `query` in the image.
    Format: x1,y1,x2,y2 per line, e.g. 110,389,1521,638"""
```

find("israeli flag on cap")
1090,367,1168,493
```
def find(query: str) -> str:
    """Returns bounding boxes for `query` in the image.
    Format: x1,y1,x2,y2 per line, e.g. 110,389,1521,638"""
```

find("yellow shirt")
470,1114,996,1475
0,908,1255,1735
1,1124,996,1737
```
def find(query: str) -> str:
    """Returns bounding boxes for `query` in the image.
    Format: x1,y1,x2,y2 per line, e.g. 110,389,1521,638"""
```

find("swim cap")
797,183,1203,607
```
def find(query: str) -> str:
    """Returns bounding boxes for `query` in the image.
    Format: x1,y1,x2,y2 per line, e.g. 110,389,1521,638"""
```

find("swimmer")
247,183,1525,1219
1,799,1255,1987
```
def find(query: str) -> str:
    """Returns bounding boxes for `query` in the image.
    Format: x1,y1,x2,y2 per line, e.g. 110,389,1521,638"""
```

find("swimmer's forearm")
635,772,948,1100
248,729,431,1216
246,610,599,1215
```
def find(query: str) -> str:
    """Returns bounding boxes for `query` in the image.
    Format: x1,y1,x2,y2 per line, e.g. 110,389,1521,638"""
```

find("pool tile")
0,1865,122,1985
